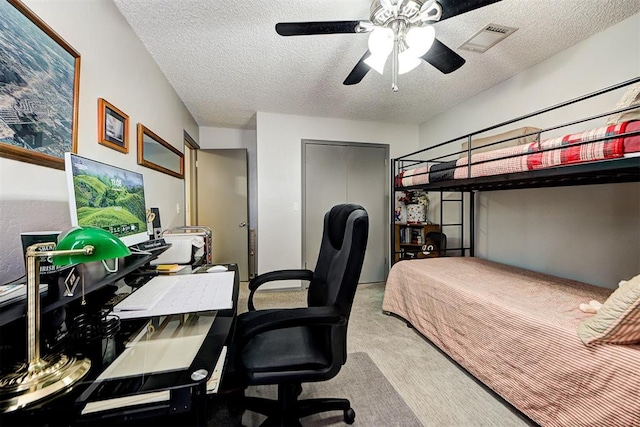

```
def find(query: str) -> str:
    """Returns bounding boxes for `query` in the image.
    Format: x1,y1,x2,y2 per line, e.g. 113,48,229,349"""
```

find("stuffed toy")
420,237,439,258
579,300,603,314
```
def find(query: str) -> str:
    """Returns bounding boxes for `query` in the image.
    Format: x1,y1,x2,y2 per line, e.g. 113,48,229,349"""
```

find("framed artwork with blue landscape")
0,0,80,170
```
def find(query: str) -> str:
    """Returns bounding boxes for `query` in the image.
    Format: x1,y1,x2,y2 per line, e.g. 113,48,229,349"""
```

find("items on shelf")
155,264,188,274
394,223,442,261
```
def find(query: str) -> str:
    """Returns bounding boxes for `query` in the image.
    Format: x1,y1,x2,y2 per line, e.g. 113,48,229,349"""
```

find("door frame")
301,139,390,283
183,130,199,226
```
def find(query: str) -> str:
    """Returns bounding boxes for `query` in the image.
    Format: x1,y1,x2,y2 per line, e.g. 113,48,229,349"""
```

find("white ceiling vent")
459,23,518,53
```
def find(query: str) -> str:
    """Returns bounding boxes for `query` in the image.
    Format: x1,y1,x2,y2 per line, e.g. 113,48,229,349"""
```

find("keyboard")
113,277,176,311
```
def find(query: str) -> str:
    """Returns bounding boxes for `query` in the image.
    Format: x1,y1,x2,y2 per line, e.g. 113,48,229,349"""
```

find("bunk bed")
395,81,640,196
383,78,640,426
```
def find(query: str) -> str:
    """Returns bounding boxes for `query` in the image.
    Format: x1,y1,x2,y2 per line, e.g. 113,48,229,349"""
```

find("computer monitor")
64,152,149,248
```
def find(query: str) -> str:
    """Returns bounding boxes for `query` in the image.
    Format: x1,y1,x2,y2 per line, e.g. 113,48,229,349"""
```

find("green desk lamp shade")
52,226,131,266
0,227,130,413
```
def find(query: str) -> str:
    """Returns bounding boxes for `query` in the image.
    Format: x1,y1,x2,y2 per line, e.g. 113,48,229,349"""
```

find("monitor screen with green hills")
65,153,149,247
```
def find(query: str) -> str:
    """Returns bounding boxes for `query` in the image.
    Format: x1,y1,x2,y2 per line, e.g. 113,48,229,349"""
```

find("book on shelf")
399,227,424,245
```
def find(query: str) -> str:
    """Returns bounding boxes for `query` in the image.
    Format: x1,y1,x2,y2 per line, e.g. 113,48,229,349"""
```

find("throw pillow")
577,273,640,345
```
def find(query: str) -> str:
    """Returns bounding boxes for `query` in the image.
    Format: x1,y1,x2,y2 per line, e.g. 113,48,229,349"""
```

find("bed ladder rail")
439,191,474,257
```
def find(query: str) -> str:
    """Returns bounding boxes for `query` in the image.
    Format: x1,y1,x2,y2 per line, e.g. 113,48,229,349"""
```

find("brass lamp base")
0,353,91,413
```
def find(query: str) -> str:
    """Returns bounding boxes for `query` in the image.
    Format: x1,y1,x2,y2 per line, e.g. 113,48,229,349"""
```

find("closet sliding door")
303,140,388,283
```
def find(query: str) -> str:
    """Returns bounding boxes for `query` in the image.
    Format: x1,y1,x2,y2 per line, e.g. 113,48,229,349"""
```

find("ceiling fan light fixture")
364,53,388,74
275,0,495,88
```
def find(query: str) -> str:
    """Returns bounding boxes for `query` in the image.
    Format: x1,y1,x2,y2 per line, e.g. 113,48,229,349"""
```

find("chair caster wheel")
344,408,355,424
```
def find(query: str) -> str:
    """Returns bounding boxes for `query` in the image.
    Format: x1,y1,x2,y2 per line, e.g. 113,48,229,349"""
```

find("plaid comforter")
527,121,628,169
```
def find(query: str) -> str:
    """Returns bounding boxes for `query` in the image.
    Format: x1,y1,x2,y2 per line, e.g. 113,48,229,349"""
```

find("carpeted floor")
228,282,534,427
242,352,422,427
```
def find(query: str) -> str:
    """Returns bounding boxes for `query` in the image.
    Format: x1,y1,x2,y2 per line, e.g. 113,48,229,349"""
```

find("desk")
0,264,239,426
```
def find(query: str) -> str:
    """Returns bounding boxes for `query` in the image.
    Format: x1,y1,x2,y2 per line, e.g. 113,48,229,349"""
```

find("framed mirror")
137,124,184,179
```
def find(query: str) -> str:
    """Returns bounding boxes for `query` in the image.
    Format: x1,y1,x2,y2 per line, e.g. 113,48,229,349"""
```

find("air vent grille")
459,23,518,53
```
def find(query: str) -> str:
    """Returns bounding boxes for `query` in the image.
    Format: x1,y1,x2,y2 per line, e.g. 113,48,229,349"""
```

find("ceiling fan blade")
276,21,363,36
343,51,371,85
437,0,502,21
421,38,465,74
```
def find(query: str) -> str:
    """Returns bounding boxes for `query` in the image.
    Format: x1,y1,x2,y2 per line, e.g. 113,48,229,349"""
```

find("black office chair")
230,204,369,426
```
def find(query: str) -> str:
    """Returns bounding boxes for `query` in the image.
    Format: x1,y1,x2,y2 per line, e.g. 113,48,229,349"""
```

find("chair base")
241,383,355,427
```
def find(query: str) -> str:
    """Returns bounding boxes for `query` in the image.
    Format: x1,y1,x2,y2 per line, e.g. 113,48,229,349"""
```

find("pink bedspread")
382,257,640,426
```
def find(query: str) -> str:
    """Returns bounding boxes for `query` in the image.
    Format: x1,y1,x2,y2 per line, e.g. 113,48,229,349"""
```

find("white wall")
256,112,418,287
0,0,197,283
418,13,640,288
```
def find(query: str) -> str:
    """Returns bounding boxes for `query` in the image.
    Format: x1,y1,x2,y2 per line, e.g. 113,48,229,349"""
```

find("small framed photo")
98,98,129,153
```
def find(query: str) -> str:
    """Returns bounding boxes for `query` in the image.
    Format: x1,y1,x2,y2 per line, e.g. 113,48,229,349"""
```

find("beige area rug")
242,352,422,427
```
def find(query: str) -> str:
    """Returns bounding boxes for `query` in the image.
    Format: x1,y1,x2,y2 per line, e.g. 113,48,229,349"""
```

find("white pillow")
460,126,541,158
606,83,640,125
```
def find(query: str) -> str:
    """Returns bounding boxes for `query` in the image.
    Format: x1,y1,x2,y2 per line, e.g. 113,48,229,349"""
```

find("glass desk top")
75,265,239,421
78,312,220,416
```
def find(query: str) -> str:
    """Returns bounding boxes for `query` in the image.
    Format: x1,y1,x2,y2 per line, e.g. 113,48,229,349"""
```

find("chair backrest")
307,204,369,320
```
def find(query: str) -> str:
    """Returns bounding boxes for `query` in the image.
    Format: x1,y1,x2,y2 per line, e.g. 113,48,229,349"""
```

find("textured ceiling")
113,0,640,129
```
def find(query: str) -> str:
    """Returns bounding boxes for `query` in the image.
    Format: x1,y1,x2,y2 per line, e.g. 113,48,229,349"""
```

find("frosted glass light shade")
368,27,394,56
406,26,435,57
364,53,388,75
398,51,422,74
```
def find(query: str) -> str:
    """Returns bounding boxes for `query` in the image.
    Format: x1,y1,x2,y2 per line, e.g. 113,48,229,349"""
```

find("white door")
303,141,388,283
196,149,249,281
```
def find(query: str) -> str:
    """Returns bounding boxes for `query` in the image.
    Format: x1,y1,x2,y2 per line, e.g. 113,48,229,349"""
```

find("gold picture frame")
98,98,129,154
137,124,184,179
0,0,80,170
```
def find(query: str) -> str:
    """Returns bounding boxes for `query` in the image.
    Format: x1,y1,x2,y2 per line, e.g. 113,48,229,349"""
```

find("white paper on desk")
82,390,170,415
115,271,234,320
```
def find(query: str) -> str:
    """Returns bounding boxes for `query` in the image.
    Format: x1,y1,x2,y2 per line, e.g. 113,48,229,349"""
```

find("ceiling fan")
276,0,502,91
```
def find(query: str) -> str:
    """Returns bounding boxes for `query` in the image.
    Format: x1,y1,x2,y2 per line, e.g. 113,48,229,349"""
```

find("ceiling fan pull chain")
391,22,399,92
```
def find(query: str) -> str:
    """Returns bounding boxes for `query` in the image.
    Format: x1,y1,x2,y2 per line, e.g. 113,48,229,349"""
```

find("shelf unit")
394,223,440,262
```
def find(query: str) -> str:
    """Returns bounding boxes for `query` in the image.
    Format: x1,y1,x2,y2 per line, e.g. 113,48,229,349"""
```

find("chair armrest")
237,306,343,346
248,269,314,311
248,269,314,291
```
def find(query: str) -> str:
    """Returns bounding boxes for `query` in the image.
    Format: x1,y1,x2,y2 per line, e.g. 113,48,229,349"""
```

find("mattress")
396,120,640,187
382,257,640,426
